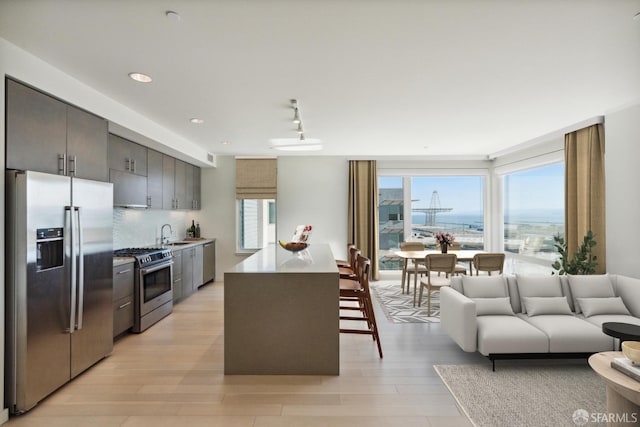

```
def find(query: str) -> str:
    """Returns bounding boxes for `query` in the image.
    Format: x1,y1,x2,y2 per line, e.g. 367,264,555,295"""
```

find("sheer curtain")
564,123,606,273
348,160,380,280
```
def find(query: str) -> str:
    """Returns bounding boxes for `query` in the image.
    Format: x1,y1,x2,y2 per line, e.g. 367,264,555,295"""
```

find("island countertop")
227,243,339,274
224,243,340,375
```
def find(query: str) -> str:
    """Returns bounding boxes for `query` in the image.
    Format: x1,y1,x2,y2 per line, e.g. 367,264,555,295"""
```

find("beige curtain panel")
564,123,606,273
348,160,380,280
236,158,277,199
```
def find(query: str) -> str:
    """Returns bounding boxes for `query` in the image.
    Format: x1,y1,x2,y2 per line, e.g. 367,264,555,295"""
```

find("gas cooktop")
113,247,172,267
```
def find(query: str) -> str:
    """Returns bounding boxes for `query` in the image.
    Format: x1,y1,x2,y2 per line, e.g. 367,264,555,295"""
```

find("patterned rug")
370,280,440,323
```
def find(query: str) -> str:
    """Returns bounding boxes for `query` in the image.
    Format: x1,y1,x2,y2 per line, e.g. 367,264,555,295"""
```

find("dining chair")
472,253,506,276
339,255,383,358
449,242,467,275
417,254,457,315
400,241,426,293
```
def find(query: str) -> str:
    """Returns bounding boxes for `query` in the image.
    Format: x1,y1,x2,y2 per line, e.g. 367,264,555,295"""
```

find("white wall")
197,156,350,276
605,103,640,277
277,157,349,262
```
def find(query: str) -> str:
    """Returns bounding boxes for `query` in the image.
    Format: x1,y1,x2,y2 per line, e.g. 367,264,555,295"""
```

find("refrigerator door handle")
76,207,84,330
66,206,76,334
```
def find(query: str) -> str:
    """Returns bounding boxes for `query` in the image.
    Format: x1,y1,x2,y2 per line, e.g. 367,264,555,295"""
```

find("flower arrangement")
434,231,455,247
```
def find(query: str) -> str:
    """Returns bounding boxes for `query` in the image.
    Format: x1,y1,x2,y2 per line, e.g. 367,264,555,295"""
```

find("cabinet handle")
68,155,77,176
58,153,67,175
125,158,131,171
118,301,132,309
147,196,151,207
131,159,136,173
117,269,131,274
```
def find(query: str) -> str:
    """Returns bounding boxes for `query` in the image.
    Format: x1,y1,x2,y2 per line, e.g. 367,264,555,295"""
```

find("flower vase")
441,243,448,253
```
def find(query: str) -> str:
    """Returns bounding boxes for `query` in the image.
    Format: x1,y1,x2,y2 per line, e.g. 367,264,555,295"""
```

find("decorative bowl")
278,240,309,252
622,341,640,364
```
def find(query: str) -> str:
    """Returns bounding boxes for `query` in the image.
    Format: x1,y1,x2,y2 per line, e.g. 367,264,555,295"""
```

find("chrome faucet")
160,223,173,245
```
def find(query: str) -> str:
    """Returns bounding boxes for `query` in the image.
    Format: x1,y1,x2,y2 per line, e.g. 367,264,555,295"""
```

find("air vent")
207,152,217,166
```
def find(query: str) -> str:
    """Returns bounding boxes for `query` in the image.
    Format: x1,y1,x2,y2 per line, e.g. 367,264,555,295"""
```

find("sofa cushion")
559,275,575,311
476,316,549,356
567,274,615,314
520,314,614,352
577,297,631,317
614,276,640,317
462,275,508,298
473,297,515,316
515,275,563,314
523,297,573,316
506,275,521,313
450,276,463,293
582,314,640,329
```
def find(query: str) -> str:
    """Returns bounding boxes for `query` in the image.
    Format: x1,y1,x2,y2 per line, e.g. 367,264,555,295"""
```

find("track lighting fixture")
270,98,322,151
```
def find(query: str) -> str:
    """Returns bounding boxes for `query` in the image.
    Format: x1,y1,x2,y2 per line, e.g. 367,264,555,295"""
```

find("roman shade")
236,158,277,199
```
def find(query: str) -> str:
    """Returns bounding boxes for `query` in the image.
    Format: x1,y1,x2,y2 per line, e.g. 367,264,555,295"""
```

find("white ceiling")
1,0,639,158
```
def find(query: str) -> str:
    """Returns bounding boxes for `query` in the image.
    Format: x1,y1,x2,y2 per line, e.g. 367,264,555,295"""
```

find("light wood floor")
6,280,485,427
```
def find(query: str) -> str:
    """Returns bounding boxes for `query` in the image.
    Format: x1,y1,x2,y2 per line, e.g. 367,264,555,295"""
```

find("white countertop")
227,243,339,274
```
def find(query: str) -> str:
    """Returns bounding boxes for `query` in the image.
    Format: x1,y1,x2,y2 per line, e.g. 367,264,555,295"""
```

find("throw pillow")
576,297,631,317
515,275,563,314
614,276,640,317
462,275,508,298
522,297,573,316
473,297,515,316
567,274,615,314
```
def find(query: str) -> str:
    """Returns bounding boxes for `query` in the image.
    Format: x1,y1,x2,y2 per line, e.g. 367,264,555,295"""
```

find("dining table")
394,249,485,300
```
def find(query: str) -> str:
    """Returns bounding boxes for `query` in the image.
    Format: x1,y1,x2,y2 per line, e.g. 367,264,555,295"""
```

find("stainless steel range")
113,247,173,332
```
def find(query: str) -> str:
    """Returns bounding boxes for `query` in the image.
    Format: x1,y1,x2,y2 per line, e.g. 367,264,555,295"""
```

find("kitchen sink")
166,242,190,246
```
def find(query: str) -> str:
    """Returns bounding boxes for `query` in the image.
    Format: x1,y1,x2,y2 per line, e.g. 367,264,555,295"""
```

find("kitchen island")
224,244,340,375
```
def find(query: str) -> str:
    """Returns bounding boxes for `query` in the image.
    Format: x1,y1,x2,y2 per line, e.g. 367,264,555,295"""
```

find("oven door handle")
140,261,173,275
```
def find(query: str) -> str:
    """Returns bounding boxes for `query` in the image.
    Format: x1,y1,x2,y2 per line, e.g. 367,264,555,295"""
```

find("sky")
379,162,564,213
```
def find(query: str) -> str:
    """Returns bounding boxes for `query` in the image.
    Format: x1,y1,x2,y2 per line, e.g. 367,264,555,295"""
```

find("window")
235,158,277,252
238,199,276,251
378,174,485,271
378,177,405,270
502,162,564,273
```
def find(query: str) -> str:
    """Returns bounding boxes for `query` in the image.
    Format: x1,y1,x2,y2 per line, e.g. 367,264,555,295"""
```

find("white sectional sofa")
440,273,640,370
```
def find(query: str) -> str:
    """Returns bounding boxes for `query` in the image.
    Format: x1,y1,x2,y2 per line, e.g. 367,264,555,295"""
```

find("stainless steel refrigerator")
5,170,114,414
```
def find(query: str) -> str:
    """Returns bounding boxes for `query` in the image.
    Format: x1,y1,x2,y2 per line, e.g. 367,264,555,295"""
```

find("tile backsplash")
113,208,188,249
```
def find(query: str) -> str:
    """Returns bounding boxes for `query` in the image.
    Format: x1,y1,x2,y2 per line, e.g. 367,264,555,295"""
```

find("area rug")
434,363,607,427
370,280,440,323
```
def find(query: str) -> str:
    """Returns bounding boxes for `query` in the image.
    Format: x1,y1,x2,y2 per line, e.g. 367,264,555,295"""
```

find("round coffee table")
589,352,640,423
602,322,640,350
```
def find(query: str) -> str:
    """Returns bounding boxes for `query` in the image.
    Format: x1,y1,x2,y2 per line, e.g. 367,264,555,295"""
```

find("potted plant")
551,230,597,275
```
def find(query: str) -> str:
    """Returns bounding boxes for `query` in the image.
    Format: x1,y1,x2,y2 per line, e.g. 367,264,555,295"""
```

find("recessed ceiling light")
190,118,204,124
221,141,231,145
128,72,152,83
